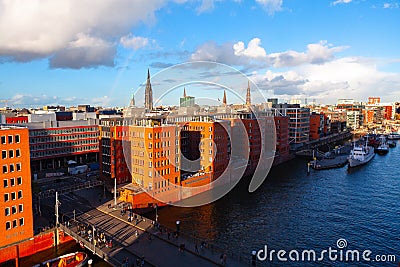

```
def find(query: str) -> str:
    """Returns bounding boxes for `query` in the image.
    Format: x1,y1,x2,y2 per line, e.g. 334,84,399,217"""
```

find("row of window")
2,163,22,174
5,204,24,216
30,134,99,144
30,145,99,158
3,177,23,188
1,149,21,159
31,139,98,150
5,218,25,230
4,191,23,202
29,127,98,136
0,135,20,145
148,131,172,139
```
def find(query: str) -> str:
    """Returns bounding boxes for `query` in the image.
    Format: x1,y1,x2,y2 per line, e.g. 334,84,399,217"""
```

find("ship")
387,133,400,140
374,135,389,155
33,252,88,267
348,138,375,168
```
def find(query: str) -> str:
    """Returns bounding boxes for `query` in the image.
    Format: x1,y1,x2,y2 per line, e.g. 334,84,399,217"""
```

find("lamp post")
154,204,158,224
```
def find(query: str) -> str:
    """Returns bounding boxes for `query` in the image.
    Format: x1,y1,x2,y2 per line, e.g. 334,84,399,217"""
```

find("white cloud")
247,56,400,104
191,38,347,68
255,0,283,14
0,0,166,67
383,2,399,8
332,0,352,5
120,34,151,50
233,38,267,58
10,94,86,106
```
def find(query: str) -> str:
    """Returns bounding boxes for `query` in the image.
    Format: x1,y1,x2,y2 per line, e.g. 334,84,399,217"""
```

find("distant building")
99,118,131,185
309,113,324,140
273,104,310,145
179,88,195,108
0,125,34,247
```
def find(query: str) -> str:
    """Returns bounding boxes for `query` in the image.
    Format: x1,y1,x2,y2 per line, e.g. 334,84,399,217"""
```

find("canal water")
157,141,400,266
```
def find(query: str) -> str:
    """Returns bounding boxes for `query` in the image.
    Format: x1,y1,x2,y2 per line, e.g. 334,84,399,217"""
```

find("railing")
37,180,104,199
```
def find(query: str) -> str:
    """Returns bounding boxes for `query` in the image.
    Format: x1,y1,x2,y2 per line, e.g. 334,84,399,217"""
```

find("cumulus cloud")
120,34,153,50
0,0,166,67
191,38,347,68
233,38,267,58
49,33,115,69
255,0,283,14
9,94,87,106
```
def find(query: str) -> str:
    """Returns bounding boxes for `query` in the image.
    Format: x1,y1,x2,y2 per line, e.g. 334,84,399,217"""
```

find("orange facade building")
0,126,34,248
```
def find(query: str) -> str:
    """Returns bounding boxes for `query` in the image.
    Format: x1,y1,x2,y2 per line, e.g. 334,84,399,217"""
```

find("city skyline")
0,0,399,107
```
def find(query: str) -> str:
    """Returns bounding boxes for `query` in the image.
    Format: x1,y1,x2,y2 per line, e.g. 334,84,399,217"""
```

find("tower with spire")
129,93,135,107
144,69,153,111
246,80,251,106
222,90,227,106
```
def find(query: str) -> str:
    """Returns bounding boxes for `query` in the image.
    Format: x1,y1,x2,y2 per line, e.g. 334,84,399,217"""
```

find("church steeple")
222,90,227,106
246,80,251,106
183,87,187,98
145,68,153,111
129,93,135,107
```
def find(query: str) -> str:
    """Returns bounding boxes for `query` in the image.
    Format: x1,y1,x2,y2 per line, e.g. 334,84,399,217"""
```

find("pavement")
73,188,250,267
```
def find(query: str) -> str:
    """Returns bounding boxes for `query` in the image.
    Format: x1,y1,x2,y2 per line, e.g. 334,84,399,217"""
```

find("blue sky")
0,0,399,108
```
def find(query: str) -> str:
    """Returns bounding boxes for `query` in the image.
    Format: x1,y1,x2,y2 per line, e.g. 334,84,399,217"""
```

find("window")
5,207,10,216
3,165,7,173
19,218,24,226
8,150,14,158
10,178,15,187
18,204,23,213
17,177,22,185
12,219,17,228
15,135,20,143
1,150,6,159
11,192,16,200
3,179,8,188
16,163,21,171
1,136,5,144
18,190,22,199
9,164,14,172
12,206,17,214
6,221,11,230
8,135,13,144
16,149,20,157
4,193,9,202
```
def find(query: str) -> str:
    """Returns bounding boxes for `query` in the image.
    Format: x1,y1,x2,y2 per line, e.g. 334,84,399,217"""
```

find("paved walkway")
71,189,250,267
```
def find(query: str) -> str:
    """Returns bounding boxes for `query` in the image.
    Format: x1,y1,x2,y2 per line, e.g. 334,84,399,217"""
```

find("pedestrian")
220,254,224,265
223,253,227,266
167,231,171,240
195,243,199,253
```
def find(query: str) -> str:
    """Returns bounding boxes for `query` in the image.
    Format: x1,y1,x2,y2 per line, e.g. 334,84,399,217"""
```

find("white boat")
387,133,400,140
348,138,375,168
375,135,389,155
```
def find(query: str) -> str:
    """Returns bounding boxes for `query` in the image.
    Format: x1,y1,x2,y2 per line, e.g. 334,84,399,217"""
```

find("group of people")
76,223,113,248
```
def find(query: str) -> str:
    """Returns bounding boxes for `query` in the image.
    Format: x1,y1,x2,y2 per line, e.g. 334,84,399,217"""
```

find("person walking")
195,243,199,253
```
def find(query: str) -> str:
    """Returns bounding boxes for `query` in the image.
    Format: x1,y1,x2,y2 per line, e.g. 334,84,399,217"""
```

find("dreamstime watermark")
122,61,277,207
256,238,397,263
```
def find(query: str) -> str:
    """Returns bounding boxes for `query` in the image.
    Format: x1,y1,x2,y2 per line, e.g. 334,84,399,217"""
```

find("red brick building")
0,126,34,248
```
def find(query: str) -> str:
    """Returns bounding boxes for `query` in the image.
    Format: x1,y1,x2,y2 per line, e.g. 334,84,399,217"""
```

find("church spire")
246,80,251,106
183,87,187,98
129,93,135,107
145,68,153,111
223,90,227,106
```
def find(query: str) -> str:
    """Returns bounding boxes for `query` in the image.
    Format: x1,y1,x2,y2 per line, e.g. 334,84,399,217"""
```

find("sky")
0,0,399,108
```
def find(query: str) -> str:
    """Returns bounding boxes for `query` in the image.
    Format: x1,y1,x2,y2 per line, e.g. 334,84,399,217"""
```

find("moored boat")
375,135,389,155
387,133,400,140
33,252,88,267
388,140,396,148
348,138,375,168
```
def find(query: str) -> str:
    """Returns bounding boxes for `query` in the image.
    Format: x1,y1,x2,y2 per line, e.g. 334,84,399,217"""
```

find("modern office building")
0,126,34,247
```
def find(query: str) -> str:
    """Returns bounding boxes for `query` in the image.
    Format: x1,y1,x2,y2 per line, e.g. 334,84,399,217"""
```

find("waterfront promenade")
57,189,250,267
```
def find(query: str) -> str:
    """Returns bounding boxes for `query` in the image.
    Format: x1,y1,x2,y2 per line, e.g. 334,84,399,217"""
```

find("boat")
374,135,389,155
388,140,396,148
33,252,88,267
348,138,375,168
387,133,400,140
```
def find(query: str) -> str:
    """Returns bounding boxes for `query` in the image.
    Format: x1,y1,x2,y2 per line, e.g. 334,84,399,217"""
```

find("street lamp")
154,204,158,224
